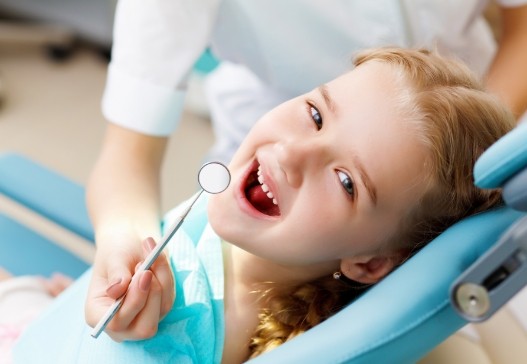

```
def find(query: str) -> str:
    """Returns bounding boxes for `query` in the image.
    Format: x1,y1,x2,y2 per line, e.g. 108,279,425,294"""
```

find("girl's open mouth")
243,161,281,216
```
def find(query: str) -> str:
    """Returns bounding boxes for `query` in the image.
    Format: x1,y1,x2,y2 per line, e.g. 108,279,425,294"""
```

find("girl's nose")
274,138,328,188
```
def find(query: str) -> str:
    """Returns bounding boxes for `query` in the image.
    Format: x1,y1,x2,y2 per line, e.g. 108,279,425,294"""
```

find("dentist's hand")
85,235,175,342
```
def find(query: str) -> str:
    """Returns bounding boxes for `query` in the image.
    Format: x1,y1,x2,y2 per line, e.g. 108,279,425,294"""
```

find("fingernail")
139,271,152,292
106,278,122,292
143,237,157,252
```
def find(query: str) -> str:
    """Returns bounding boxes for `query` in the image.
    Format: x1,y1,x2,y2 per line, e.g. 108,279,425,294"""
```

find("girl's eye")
337,170,355,198
310,105,323,130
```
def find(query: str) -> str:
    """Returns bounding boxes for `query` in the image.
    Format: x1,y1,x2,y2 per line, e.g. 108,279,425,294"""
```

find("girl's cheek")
207,195,222,226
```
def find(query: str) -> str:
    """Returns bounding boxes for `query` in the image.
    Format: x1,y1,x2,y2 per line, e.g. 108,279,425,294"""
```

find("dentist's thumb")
105,266,132,299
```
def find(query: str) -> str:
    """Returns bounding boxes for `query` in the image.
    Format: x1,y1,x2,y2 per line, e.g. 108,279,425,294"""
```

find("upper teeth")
257,166,278,205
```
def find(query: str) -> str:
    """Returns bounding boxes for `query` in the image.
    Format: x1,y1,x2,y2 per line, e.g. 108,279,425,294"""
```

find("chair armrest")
0,153,94,242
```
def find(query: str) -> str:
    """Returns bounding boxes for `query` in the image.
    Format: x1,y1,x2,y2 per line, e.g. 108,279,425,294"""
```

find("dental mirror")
91,161,230,339
198,161,231,194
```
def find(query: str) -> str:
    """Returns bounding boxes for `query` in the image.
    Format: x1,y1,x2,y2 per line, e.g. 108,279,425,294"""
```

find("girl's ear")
340,253,401,284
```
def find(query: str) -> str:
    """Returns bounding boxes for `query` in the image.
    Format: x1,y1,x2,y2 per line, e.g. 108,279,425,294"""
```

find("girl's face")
209,62,430,275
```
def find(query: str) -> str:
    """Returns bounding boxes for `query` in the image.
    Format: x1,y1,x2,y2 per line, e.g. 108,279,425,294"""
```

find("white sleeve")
102,0,220,136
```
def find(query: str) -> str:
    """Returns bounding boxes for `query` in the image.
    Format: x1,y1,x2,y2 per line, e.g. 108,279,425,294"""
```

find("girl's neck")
220,241,339,363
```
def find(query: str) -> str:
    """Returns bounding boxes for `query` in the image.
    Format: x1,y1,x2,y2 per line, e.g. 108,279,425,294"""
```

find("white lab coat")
102,0,527,161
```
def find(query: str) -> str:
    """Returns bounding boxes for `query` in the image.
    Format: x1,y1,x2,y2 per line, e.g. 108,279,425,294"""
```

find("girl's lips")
237,159,281,218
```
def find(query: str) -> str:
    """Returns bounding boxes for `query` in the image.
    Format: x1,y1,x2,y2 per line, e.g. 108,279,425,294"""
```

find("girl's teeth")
257,164,278,205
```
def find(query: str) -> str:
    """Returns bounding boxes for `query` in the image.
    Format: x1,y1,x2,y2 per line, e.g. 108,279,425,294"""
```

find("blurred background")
2,4,526,363
0,0,214,215
0,0,505,223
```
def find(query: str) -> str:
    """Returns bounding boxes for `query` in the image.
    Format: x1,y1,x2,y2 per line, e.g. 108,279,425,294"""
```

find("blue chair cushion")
0,214,89,278
0,153,94,241
474,122,527,189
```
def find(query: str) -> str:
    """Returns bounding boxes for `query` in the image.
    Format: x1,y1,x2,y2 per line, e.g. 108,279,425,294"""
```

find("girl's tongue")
246,184,280,216
244,165,281,216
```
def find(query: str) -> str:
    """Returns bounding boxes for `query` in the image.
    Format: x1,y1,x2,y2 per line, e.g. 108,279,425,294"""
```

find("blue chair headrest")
475,121,527,189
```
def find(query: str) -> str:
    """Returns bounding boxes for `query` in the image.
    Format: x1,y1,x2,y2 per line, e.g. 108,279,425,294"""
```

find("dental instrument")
90,161,230,339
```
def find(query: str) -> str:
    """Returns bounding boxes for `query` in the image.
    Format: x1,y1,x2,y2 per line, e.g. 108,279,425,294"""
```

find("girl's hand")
85,236,175,342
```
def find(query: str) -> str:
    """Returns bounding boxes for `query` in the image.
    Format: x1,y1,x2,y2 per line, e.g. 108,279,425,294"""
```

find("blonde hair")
248,48,515,358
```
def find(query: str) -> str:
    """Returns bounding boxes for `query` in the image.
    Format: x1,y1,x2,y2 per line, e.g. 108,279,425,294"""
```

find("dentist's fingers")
85,259,136,329
142,237,175,319
104,260,134,300
125,280,164,340
105,269,161,338
86,236,174,341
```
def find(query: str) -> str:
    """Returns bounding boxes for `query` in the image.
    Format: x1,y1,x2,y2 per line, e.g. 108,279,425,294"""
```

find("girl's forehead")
329,63,406,106
328,68,429,212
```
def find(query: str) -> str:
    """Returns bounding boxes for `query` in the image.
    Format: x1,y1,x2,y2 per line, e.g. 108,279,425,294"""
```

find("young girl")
12,48,514,363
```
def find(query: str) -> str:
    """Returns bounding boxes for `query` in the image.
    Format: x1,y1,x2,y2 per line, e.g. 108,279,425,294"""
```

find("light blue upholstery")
0,153,93,241
0,214,89,278
0,153,93,278
474,121,527,189
1,117,526,363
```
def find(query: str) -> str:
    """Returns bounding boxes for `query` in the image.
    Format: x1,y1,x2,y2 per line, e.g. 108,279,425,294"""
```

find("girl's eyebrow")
318,85,337,115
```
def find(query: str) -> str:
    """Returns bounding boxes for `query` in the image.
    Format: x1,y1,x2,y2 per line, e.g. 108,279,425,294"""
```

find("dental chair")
0,122,526,363
0,153,93,278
